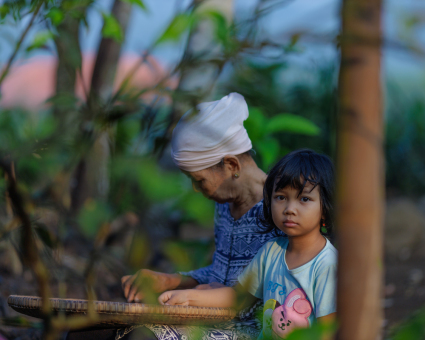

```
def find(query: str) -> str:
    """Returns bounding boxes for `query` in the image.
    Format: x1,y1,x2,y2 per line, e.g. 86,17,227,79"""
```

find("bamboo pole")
336,0,383,339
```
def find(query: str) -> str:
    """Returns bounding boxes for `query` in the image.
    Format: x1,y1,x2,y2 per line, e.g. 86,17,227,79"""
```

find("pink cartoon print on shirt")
263,288,312,339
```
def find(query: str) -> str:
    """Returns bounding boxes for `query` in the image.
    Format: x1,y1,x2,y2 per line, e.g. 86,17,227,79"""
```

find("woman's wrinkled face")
185,166,232,203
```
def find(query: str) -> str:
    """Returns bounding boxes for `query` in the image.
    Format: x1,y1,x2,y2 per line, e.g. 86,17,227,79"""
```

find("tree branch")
0,1,43,86
0,156,52,325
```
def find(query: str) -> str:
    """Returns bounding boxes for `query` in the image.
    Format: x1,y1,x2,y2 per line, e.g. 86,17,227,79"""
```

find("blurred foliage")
0,0,423,338
0,0,325,308
284,320,336,340
228,60,425,199
385,82,425,197
101,13,124,42
78,200,113,239
226,62,337,169
245,107,320,169
162,239,214,272
389,307,425,340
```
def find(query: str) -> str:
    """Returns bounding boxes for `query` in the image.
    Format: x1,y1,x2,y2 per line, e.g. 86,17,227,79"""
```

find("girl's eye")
276,195,286,201
301,197,310,202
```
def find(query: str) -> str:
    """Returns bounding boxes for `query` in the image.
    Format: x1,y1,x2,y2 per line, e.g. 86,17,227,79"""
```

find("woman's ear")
222,155,241,174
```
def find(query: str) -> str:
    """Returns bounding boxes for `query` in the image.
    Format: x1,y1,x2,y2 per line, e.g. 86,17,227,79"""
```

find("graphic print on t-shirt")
263,288,312,339
267,280,287,295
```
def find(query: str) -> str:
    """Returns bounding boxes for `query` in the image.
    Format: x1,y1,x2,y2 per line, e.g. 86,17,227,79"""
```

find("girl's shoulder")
261,236,289,255
312,239,338,273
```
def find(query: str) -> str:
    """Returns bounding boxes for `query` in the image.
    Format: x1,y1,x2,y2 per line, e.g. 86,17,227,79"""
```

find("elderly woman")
120,93,284,340
67,93,282,340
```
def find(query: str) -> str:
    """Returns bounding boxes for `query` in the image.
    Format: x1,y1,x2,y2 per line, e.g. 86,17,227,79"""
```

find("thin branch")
0,156,52,322
0,1,43,86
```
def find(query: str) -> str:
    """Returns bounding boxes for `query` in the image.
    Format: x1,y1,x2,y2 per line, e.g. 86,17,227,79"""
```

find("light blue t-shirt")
238,237,337,329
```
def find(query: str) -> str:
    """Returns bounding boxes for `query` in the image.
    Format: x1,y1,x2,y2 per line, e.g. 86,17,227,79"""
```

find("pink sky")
0,54,177,110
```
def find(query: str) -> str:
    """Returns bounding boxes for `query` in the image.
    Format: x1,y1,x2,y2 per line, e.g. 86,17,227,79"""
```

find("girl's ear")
222,155,241,174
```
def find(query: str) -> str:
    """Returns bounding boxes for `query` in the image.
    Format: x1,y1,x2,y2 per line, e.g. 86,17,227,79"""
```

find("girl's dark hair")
260,149,335,236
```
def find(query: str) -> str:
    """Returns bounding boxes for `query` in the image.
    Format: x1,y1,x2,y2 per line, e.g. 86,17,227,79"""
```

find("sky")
1,0,425,81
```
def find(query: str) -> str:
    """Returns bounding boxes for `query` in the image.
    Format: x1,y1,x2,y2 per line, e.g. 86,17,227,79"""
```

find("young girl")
158,149,337,339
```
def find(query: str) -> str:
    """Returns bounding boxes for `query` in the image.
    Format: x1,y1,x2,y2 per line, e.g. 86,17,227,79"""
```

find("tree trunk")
71,0,132,212
54,3,82,121
336,0,383,339
89,0,132,101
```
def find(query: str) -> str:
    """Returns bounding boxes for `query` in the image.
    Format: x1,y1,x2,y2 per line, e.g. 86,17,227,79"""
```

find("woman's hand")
158,290,191,306
121,270,199,302
121,269,180,302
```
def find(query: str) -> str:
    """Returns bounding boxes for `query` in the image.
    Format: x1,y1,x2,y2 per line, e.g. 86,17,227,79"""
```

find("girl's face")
271,181,323,238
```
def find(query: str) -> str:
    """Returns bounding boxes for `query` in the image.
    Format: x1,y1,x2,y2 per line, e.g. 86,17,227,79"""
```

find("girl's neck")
229,165,266,220
286,231,327,270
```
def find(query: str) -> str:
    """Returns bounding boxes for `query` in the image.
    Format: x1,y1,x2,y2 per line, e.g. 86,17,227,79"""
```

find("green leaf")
115,119,141,154
266,113,320,136
200,9,229,45
136,160,183,201
121,0,147,11
391,307,425,340
102,13,123,42
0,4,10,20
46,7,64,26
30,113,57,140
404,16,421,30
26,31,55,52
255,138,280,170
156,13,194,44
78,200,113,239
47,93,79,111
0,316,40,328
177,191,215,225
244,107,267,144
285,320,336,340
163,240,213,271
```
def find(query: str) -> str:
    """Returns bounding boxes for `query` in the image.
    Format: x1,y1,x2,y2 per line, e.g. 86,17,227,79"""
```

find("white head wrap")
171,92,252,172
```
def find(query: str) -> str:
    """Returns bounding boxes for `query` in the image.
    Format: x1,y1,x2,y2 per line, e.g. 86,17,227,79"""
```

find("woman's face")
185,166,233,203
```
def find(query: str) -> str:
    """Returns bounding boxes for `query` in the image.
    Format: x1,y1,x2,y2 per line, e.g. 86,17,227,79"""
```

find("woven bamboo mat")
8,295,236,327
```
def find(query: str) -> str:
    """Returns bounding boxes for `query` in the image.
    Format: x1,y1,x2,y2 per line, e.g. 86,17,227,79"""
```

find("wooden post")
336,0,383,339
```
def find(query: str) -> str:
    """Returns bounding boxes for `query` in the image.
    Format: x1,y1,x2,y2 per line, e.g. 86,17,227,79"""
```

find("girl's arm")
317,313,336,340
317,312,336,324
158,283,257,309
158,287,236,308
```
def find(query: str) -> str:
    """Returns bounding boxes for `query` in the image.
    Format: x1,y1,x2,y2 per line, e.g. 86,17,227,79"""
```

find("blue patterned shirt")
180,200,284,286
